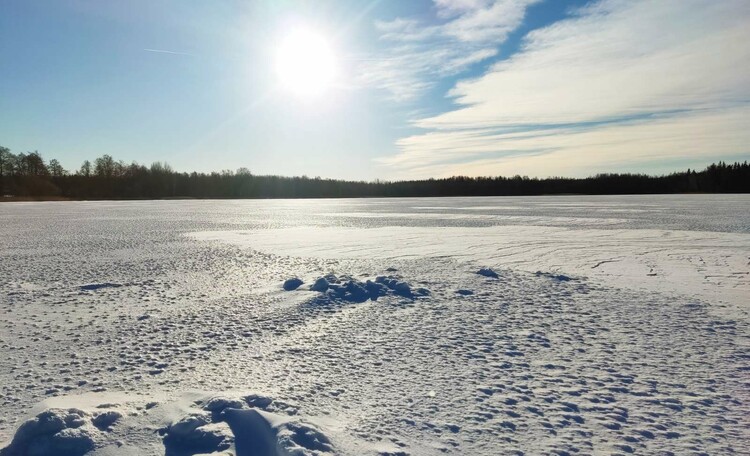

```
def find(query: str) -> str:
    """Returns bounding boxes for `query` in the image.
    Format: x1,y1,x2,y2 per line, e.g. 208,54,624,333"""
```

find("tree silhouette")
48,159,66,177
79,160,92,177
0,146,748,200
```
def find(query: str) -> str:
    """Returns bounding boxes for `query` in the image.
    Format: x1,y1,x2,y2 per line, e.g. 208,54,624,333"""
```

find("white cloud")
360,0,539,101
380,0,750,177
442,0,535,42
383,106,750,178
433,0,492,18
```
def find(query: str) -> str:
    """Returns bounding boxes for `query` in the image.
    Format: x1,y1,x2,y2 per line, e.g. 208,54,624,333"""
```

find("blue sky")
1,0,748,180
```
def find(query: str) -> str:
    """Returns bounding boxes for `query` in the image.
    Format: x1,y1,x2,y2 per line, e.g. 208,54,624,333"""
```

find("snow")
191,224,749,309
1,408,95,456
285,274,428,303
0,195,748,455
0,392,332,456
282,278,304,291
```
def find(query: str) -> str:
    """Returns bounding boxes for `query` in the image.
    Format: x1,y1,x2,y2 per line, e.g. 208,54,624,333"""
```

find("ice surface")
192,225,749,309
1,196,748,455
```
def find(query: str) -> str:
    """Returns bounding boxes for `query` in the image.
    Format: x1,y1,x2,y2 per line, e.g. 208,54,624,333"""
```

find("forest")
0,146,748,200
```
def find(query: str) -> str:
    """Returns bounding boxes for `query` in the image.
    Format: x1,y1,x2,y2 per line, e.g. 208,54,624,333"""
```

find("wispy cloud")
359,0,539,101
143,48,192,56
379,0,750,177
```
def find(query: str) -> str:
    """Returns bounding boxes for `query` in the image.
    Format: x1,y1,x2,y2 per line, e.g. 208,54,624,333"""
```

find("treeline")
0,146,748,199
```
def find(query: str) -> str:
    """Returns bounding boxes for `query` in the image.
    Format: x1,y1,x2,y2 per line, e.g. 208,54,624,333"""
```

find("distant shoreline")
1,151,748,199
2,192,745,203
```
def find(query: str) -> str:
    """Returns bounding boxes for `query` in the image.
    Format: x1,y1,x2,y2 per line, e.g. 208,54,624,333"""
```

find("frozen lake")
1,195,749,455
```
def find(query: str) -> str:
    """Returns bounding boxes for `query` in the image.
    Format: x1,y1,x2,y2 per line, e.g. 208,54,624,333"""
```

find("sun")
275,28,338,98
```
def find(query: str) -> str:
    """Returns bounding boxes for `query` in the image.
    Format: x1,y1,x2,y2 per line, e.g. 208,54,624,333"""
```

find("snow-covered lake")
1,195,748,455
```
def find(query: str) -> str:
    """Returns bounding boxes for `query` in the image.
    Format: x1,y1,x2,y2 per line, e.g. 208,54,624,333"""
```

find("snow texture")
1,196,748,455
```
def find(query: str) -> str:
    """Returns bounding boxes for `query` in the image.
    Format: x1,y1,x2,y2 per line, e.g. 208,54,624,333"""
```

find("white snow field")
0,195,748,455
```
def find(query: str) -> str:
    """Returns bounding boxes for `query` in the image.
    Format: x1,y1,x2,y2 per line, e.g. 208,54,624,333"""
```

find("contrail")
143,48,192,56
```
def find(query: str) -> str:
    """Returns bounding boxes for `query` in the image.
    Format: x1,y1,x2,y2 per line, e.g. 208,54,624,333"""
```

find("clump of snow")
242,394,274,411
161,412,233,455
286,273,430,303
309,277,329,292
1,392,333,456
79,283,121,291
200,396,245,419
477,267,499,279
166,393,329,456
0,408,96,456
223,408,333,455
374,276,413,298
282,278,304,291
90,410,121,431
374,276,431,299
535,271,573,281
274,418,333,454
324,280,369,302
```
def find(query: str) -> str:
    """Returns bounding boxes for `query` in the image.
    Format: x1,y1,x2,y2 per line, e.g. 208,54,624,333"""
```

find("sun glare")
275,28,338,98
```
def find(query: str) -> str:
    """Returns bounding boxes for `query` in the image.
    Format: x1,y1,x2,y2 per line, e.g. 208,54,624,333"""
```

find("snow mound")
1,392,333,456
163,393,330,456
223,409,332,456
161,412,233,455
0,408,111,456
284,273,430,303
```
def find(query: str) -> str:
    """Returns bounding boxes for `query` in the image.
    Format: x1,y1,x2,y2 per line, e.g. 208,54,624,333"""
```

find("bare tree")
79,160,92,177
48,159,66,177
94,154,115,178
19,151,48,176
150,161,173,174
0,146,11,178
